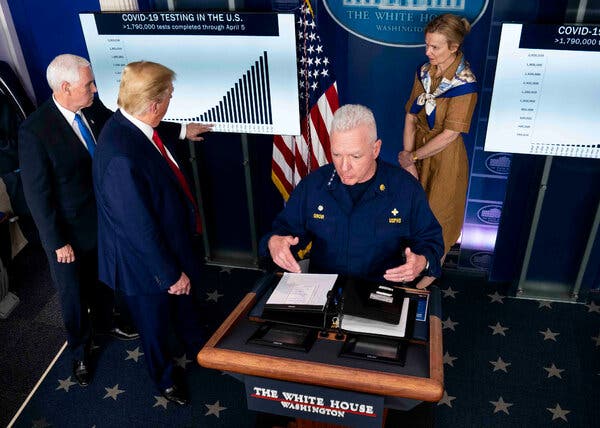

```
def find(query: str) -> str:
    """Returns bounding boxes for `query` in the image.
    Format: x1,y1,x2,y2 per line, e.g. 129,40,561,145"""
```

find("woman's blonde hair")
425,14,471,49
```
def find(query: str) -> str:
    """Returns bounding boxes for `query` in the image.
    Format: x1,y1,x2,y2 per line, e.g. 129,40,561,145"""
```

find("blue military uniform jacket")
260,160,444,280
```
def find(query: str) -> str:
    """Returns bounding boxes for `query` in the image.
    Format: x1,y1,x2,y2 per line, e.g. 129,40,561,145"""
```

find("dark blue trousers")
123,291,204,391
45,246,114,361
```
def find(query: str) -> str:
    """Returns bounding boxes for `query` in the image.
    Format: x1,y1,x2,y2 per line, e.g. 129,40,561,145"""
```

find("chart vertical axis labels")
485,23,600,159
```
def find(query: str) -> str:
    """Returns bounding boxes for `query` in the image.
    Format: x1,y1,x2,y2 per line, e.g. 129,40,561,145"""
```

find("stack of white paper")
341,297,410,338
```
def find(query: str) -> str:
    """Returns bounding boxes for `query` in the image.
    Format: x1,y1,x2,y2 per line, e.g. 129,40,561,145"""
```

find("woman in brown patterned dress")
398,14,478,289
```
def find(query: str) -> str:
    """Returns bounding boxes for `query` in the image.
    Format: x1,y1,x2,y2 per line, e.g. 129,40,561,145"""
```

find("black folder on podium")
342,277,405,324
260,273,339,329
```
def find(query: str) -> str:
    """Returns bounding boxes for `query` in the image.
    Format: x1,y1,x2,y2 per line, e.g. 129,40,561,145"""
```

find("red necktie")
152,130,202,233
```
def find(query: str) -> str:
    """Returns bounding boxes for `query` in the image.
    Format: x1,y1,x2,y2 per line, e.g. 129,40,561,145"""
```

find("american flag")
271,0,339,201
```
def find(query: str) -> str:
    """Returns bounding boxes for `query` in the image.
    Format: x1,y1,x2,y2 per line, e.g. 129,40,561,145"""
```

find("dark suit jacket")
93,110,200,296
18,97,112,252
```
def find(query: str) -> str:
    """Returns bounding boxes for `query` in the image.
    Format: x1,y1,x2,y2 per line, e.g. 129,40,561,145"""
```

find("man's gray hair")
46,54,91,92
330,104,377,143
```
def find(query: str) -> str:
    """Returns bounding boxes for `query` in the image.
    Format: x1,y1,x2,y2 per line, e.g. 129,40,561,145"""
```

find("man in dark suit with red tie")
93,61,206,405
19,55,210,388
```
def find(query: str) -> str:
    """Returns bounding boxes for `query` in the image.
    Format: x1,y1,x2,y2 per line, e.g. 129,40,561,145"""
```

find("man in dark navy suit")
18,55,210,387
18,54,121,387
93,61,206,405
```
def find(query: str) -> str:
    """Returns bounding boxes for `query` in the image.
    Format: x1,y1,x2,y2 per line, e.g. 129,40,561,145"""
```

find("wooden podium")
197,281,443,427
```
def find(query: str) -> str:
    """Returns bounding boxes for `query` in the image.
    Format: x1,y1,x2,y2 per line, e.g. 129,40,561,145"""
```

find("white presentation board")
485,23,600,159
80,11,300,135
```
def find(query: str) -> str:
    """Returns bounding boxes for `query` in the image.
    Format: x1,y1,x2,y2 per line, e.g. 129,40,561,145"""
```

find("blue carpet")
12,265,263,428
11,269,600,427
14,336,258,427
434,273,600,427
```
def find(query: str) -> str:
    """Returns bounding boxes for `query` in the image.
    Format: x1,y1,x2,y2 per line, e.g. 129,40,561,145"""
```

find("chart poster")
485,23,600,159
80,12,300,135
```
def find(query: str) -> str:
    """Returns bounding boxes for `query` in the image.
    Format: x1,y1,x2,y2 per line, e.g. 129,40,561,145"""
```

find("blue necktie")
74,113,95,158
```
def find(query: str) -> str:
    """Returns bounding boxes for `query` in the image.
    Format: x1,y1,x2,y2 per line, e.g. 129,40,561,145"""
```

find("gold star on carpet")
441,286,458,298
205,400,227,417
31,418,51,428
488,291,505,303
443,351,457,367
490,396,513,414
437,391,456,407
442,317,459,331
490,356,511,373
539,328,560,341
56,376,77,392
547,403,570,421
125,347,144,362
544,363,564,379
537,300,552,309
591,332,600,347
489,322,509,336
174,354,192,368
103,384,125,400
586,301,600,314
206,289,224,302
153,395,169,409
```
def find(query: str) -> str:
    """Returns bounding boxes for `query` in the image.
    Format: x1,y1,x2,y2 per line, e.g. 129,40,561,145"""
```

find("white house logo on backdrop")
322,0,489,47
485,153,511,175
477,205,502,225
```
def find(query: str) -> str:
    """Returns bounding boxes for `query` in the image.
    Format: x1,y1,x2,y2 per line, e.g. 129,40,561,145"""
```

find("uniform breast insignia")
327,170,337,187
388,208,402,224
379,184,385,192
313,204,325,219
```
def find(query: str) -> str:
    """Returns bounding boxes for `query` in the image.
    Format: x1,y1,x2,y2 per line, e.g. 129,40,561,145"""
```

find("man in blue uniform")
261,104,443,286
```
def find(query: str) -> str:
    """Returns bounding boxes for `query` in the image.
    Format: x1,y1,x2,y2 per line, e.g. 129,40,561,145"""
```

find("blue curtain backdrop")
7,0,101,103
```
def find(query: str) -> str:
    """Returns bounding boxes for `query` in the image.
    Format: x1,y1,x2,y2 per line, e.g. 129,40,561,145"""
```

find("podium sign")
245,375,384,427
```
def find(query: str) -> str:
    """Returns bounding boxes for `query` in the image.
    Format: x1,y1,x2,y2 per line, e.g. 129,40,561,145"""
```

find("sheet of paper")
341,297,410,338
266,273,338,309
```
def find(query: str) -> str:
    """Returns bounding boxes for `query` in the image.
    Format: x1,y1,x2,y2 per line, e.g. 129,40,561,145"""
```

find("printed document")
266,273,338,310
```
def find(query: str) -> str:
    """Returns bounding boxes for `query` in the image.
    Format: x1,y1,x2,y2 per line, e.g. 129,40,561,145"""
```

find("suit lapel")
114,111,188,198
46,100,93,160
81,111,100,139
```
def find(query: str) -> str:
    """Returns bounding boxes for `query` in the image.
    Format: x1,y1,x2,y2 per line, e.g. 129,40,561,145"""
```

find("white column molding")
0,0,36,103
99,0,140,12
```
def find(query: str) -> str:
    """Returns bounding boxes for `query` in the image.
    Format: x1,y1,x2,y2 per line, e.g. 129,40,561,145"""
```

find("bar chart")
165,51,274,134
80,12,300,135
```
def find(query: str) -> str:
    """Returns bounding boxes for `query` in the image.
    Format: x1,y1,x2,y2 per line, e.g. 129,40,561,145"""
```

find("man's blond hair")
117,61,175,116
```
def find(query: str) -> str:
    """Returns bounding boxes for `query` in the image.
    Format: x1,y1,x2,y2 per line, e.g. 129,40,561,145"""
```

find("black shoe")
161,385,188,406
73,360,91,386
109,326,140,341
